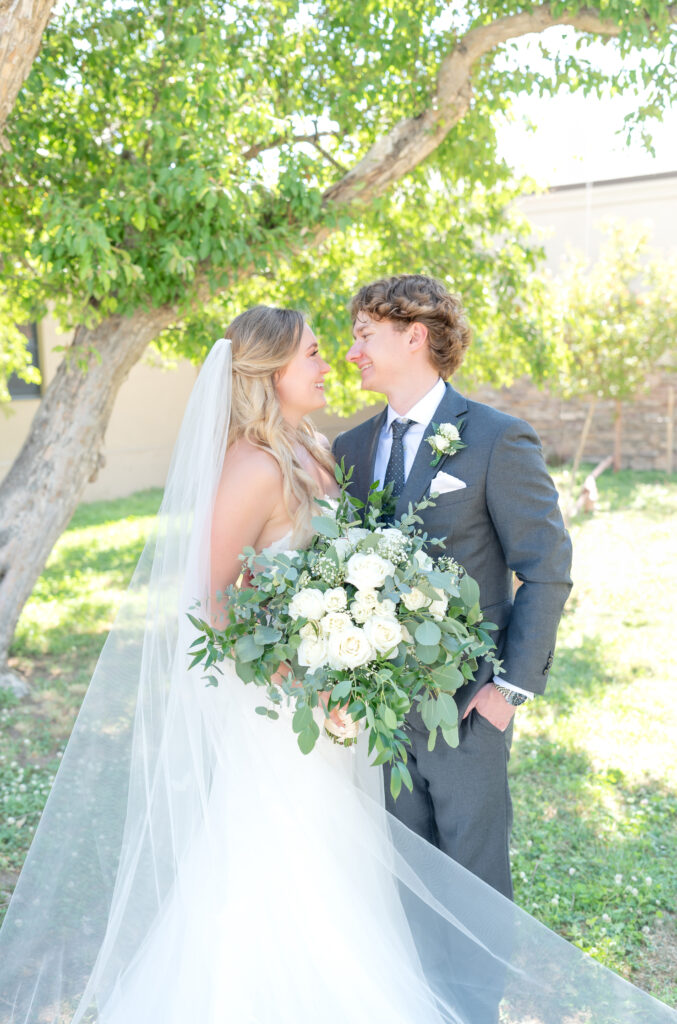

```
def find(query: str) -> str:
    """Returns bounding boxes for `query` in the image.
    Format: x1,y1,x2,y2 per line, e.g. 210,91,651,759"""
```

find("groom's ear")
408,322,428,352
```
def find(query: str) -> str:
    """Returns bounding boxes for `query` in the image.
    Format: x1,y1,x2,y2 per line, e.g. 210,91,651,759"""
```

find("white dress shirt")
372,378,532,701
373,378,447,489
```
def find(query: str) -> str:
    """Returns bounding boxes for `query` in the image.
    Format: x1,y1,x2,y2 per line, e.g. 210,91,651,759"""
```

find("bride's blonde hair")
226,305,335,543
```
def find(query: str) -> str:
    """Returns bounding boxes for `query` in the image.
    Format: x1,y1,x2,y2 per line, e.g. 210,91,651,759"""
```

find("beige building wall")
517,170,677,269
0,318,199,502
2,170,675,499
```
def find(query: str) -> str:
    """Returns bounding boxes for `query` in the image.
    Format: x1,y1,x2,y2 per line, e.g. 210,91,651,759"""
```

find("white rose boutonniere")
426,418,466,467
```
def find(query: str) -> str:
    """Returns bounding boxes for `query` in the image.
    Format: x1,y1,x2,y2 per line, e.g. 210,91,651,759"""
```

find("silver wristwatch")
493,682,529,707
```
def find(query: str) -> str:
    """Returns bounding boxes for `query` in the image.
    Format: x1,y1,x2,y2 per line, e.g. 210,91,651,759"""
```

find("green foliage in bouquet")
188,462,501,799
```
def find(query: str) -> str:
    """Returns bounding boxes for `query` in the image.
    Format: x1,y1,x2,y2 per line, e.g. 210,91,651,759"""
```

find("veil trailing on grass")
0,337,675,1024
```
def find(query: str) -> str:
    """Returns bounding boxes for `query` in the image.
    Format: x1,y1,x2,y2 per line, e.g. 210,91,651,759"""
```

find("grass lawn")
1,470,676,1007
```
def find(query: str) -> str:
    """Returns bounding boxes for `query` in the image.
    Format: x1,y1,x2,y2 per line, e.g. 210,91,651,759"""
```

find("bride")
0,305,674,1024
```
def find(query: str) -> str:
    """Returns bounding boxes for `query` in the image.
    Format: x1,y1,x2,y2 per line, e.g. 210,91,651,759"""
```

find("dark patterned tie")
383,418,414,500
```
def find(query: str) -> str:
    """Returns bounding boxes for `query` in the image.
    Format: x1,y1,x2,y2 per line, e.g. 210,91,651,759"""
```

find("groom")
333,274,573,901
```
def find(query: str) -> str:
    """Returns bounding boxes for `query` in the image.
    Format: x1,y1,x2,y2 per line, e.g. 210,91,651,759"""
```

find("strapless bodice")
258,494,337,557
260,531,294,557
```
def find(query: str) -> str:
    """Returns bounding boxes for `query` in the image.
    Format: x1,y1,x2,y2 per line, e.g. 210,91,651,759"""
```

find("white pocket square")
430,471,467,495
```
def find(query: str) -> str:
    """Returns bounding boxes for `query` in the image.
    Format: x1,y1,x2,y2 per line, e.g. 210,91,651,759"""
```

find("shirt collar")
385,378,446,431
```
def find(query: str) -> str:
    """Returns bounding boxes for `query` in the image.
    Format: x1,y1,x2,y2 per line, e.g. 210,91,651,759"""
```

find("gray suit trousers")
384,706,514,899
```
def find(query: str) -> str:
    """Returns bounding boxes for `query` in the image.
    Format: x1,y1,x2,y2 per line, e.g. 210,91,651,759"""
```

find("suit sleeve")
485,418,573,695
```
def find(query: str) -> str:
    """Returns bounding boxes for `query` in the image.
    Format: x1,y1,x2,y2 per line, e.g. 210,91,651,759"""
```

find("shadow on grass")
510,732,677,1003
541,632,617,713
66,488,163,531
34,535,149,596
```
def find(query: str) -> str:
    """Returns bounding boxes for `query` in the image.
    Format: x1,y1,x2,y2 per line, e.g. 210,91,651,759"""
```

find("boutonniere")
426,418,466,467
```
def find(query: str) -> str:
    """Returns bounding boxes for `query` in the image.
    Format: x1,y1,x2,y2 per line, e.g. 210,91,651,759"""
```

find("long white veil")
0,337,675,1023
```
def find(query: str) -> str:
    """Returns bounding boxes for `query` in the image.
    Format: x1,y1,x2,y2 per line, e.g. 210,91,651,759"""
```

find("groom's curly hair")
349,274,472,378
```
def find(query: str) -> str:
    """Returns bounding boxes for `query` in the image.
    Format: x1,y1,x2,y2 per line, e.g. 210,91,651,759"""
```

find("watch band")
493,682,529,707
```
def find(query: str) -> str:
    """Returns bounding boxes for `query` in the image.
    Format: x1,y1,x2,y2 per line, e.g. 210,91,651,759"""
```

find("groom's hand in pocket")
463,683,515,732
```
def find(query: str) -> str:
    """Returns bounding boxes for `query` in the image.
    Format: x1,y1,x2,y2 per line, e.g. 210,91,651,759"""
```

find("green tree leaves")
1,1,675,400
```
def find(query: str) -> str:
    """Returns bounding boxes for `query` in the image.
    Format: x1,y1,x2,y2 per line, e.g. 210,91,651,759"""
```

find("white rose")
320,611,353,636
401,587,431,612
323,587,348,612
350,589,380,623
327,626,375,670
429,435,446,452
429,587,448,621
439,423,460,441
289,587,326,621
413,549,433,571
345,552,395,591
331,538,353,561
346,527,369,545
297,634,329,671
363,615,404,657
378,597,398,618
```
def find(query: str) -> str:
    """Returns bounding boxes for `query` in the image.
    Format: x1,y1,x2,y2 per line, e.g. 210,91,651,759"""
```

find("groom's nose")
346,339,361,362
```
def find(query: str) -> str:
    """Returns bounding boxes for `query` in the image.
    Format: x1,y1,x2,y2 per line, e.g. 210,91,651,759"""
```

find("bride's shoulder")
218,440,282,496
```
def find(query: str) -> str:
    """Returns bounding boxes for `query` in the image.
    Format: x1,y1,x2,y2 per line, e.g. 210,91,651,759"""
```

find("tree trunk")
613,399,623,472
0,0,56,145
0,308,174,689
565,397,597,519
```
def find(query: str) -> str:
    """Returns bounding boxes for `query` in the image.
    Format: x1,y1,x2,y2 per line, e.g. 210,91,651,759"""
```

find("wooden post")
613,400,623,472
667,386,674,476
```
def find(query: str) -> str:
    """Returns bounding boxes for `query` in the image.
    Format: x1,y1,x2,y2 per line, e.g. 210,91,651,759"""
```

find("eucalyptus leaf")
254,625,282,645
415,643,440,665
297,729,317,755
292,705,313,734
431,663,464,693
459,575,481,609
311,515,340,539
415,620,442,646
235,634,264,663
332,677,352,701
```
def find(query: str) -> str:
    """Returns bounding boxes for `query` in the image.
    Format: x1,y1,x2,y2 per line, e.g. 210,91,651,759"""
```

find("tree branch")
322,3,677,209
0,0,56,146
243,130,339,161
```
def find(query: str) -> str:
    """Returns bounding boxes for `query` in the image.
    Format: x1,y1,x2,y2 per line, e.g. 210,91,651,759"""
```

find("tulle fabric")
0,340,675,1024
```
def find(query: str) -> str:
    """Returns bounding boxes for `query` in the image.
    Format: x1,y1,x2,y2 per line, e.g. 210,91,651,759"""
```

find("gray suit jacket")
332,383,573,712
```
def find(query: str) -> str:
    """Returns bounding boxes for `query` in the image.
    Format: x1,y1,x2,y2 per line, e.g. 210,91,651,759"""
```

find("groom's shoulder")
463,392,536,435
332,410,383,455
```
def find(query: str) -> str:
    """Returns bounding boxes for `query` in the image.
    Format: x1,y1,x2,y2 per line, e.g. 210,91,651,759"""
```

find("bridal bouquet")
188,464,501,799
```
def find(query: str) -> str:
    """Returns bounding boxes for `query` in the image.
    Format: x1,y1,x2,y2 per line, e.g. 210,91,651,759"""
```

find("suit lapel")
395,383,468,519
353,407,387,504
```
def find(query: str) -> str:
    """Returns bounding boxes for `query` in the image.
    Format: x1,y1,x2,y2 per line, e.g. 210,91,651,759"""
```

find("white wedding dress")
1,341,675,1024
97,531,444,1023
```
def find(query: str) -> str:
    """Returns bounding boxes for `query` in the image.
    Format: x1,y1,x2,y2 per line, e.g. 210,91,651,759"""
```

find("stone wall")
457,371,675,472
